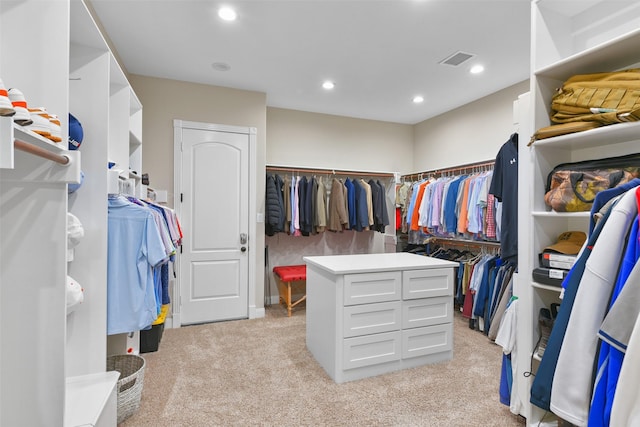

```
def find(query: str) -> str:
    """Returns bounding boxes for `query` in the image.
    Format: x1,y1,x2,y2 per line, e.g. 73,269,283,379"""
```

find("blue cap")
68,170,85,194
68,113,83,150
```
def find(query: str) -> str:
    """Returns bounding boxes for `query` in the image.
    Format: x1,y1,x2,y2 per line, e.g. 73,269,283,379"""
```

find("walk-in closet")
3,1,640,426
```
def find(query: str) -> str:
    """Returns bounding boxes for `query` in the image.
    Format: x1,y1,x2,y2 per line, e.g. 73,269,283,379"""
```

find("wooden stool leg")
287,281,292,317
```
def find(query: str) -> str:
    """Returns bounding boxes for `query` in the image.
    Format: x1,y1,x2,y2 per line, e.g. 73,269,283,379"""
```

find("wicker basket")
107,354,146,424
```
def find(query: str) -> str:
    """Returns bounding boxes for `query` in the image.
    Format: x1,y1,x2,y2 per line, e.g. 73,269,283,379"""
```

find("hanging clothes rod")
14,139,70,165
266,165,395,178
403,159,494,181
428,236,501,249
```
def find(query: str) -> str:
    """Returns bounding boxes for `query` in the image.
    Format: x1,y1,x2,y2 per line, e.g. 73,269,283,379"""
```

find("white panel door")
178,123,250,324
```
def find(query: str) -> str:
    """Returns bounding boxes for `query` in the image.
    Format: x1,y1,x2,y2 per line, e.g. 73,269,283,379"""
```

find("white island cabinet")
304,253,457,383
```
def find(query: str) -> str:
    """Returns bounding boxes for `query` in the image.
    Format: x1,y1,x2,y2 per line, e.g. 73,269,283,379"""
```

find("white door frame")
172,119,258,328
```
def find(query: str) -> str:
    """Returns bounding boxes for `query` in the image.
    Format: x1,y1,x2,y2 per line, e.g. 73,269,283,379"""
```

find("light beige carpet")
121,305,525,427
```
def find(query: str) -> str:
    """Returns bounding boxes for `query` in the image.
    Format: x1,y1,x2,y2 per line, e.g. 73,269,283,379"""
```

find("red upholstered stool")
272,265,307,317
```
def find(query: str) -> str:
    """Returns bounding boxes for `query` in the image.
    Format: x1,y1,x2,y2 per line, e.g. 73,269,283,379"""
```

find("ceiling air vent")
439,51,475,67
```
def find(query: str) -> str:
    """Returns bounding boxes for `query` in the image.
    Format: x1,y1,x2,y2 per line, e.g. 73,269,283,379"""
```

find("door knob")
241,247,247,252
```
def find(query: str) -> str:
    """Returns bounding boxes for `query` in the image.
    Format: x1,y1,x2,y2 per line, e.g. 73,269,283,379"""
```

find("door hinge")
180,245,183,254
180,193,183,202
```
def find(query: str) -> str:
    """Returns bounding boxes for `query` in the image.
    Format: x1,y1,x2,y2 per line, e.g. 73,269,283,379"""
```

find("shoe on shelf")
25,107,53,139
8,88,33,126
535,307,554,359
47,113,62,143
0,79,16,117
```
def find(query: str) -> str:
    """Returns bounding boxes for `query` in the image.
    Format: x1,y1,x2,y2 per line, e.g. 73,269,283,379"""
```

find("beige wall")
132,74,529,313
267,107,414,173
129,74,267,312
264,107,413,303
130,74,267,200
413,80,530,173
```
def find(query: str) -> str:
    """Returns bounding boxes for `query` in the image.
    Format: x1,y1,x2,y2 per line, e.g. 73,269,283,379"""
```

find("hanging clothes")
265,174,285,236
487,270,514,341
495,297,522,415
266,172,392,236
396,181,410,231
609,245,640,425
145,200,181,308
315,177,327,233
531,195,617,412
489,133,518,263
403,171,496,243
283,175,292,232
292,176,301,236
401,181,414,233
345,178,357,230
370,179,390,232
590,207,640,426
530,181,640,421
359,179,374,228
551,186,639,426
411,180,429,231
328,177,348,232
106,195,169,335
353,179,370,231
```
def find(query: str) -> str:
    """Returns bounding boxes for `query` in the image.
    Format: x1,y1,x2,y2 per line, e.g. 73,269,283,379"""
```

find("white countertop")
303,252,457,275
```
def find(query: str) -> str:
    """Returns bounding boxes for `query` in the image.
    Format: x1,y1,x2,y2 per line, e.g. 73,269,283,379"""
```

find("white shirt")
495,298,522,415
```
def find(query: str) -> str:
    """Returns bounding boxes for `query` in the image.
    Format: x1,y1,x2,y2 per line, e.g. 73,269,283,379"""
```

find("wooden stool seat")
273,265,307,317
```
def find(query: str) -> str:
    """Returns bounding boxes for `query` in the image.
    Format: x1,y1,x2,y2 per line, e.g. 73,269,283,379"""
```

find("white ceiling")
89,0,532,125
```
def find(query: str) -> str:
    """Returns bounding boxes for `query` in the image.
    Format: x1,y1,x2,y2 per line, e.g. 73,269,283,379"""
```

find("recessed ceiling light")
212,62,231,71
322,81,335,90
413,95,424,104
218,7,237,21
470,64,485,74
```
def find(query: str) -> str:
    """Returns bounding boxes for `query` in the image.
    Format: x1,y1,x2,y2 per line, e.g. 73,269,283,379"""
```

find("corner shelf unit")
516,1,640,425
1,0,143,425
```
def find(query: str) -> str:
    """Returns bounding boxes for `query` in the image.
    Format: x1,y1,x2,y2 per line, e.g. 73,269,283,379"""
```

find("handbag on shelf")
544,153,640,212
551,68,640,125
528,121,603,145
529,68,640,145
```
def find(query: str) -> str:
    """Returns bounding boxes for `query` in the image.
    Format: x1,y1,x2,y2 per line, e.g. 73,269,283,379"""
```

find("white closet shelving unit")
516,1,640,425
1,0,143,425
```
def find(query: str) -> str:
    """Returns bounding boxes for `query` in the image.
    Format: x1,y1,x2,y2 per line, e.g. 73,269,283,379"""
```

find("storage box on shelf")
518,1,640,425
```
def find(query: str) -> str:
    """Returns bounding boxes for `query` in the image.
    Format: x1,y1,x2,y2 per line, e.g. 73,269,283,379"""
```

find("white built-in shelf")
66,303,80,316
5,122,81,184
1,116,14,168
531,281,563,293
531,121,640,151
522,2,640,425
14,124,69,154
64,371,119,427
535,0,599,16
534,26,640,79
531,211,590,219
129,129,142,146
